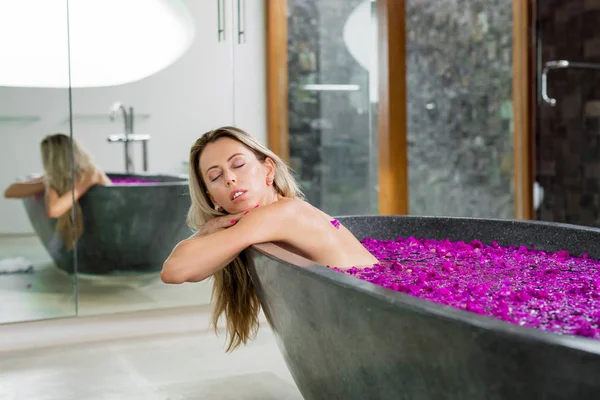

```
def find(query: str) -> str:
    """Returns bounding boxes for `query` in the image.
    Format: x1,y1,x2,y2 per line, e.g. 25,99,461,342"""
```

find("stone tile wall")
537,0,600,227
406,0,514,218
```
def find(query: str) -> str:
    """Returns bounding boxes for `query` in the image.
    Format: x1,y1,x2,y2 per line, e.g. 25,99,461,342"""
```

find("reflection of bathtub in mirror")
21,173,191,275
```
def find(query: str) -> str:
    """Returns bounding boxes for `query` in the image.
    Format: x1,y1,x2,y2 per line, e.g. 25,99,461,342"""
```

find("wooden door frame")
376,0,407,215
266,0,289,162
266,0,534,219
513,0,535,220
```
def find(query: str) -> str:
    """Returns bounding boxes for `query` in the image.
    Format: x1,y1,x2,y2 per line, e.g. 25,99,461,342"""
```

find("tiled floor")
0,235,303,398
0,306,303,399
0,235,209,324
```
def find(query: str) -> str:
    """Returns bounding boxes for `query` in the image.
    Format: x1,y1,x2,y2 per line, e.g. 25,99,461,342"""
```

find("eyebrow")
205,153,244,174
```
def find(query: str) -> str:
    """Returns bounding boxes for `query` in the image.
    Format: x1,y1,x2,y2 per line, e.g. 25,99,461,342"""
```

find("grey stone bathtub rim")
99,181,188,188
15,172,190,188
247,214,600,357
104,172,189,187
334,213,600,236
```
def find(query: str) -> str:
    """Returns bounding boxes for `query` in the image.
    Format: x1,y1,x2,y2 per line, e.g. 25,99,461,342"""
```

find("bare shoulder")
235,198,313,244
101,173,113,185
270,197,307,215
253,197,309,227
265,198,326,224
266,197,335,234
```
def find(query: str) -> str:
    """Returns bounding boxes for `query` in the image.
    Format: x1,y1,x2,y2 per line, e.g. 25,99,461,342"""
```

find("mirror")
68,0,237,316
0,0,77,323
0,0,268,321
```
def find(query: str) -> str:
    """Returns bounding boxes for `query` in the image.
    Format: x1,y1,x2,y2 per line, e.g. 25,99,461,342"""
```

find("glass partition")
67,0,235,316
0,0,77,323
287,0,379,216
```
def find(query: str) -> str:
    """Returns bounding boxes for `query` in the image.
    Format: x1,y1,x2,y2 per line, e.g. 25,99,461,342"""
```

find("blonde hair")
188,126,303,352
40,133,97,250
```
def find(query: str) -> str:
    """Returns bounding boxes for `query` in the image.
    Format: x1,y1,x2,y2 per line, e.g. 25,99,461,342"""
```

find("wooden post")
377,0,408,215
512,0,534,219
265,0,289,161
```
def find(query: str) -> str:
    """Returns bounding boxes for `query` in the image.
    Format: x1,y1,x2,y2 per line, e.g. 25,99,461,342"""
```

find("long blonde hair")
188,126,303,352
41,133,97,250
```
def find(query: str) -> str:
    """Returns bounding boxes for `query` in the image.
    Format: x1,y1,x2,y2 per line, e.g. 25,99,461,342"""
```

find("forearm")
188,230,240,277
161,229,251,284
46,183,89,218
161,201,295,285
4,182,45,198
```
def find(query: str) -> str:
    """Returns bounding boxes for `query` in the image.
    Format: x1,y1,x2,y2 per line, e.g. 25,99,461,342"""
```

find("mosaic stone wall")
406,0,515,218
536,0,600,228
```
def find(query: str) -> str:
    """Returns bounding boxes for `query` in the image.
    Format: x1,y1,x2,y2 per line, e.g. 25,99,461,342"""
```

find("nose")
223,170,236,186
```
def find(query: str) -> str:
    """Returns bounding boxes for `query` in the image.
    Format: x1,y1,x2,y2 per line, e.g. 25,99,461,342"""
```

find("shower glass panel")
287,0,379,216
0,0,77,323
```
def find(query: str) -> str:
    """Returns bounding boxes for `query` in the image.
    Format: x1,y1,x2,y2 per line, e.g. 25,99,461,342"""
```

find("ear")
264,157,276,183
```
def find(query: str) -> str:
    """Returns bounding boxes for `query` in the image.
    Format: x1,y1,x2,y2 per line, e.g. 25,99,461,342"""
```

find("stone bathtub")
247,215,600,400
22,172,191,275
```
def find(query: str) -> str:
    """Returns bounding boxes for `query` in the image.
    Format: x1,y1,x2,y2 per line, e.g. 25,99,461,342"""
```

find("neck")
261,188,280,206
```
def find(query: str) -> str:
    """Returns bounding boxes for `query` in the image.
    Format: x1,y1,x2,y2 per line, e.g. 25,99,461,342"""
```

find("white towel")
0,257,34,274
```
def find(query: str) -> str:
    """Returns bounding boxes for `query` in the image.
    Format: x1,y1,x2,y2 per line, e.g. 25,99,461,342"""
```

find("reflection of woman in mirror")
161,126,378,352
3,133,111,247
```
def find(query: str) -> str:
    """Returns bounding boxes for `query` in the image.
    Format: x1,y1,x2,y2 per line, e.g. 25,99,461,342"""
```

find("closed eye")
210,174,222,182
234,163,245,169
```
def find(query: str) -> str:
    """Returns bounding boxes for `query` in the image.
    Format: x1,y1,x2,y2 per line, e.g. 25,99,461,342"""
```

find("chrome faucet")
108,102,150,173
109,102,134,173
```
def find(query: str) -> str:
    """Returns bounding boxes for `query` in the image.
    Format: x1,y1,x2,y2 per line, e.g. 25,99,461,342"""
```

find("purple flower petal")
328,236,600,340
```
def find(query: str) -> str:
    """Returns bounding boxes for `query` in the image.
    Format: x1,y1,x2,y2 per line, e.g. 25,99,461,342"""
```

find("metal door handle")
237,0,246,44
542,60,600,106
217,0,226,41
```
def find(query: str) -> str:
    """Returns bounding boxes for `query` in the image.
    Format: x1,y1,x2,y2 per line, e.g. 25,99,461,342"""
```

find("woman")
161,126,378,351
4,133,111,248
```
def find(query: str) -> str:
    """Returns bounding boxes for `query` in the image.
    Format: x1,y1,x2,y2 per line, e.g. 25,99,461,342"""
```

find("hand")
196,211,246,237
196,205,260,237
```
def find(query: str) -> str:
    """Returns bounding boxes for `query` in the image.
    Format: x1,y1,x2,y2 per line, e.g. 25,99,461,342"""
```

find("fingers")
222,205,260,228
243,204,260,215
223,212,245,227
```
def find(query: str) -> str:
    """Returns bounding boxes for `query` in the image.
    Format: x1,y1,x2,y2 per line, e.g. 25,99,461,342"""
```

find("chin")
227,203,250,213
240,203,254,212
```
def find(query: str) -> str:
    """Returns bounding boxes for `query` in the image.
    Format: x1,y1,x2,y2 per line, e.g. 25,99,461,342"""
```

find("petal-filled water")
331,236,600,340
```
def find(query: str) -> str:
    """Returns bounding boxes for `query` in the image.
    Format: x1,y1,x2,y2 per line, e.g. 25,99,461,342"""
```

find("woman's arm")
45,177,94,219
161,200,296,284
4,176,45,198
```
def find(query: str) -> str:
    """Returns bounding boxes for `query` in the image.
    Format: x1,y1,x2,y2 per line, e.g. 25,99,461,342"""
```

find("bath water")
110,178,159,185
332,236,600,340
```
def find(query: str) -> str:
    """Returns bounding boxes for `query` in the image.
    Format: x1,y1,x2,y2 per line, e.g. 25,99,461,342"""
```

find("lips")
230,189,247,201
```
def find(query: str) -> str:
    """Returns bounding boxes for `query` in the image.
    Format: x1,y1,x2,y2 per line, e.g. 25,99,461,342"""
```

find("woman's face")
199,137,275,213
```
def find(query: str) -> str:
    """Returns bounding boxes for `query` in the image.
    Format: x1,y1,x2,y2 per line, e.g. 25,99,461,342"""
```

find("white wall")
0,88,71,234
0,0,266,234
